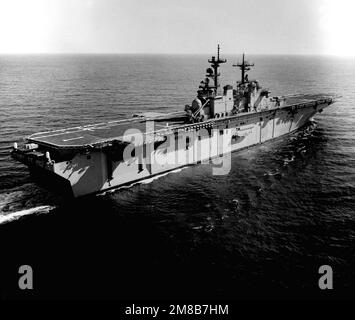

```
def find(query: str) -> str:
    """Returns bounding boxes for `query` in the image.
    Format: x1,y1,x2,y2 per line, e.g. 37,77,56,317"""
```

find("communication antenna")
233,53,254,84
207,44,227,94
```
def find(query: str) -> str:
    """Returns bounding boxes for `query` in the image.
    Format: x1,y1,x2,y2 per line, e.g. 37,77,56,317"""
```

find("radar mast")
233,53,254,84
207,44,227,94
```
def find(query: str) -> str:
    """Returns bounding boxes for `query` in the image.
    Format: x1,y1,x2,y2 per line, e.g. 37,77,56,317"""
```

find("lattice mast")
207,44,227,94
233,53,254,84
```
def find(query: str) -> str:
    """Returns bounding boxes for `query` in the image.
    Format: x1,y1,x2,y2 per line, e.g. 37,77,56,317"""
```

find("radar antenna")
233,53,254,84
207,44,227,94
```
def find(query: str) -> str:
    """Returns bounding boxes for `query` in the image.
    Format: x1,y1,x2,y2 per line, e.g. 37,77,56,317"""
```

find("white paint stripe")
31,122,125,139
29,119,136,138
32,129,86,139
62,136,84,142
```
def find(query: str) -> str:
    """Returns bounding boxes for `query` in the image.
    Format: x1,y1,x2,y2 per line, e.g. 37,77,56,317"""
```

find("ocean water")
0,54,354,300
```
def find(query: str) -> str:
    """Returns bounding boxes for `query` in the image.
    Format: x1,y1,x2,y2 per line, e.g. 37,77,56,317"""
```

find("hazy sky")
0,0,353,55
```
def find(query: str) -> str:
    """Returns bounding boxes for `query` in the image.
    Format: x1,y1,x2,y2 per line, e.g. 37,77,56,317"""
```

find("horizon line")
0,52,352,57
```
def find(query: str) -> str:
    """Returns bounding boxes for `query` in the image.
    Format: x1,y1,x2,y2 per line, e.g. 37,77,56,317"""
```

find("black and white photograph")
0,0,354,310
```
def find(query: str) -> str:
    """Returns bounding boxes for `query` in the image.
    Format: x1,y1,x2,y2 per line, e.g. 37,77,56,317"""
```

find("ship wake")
0,205,55,225
0,184,57,225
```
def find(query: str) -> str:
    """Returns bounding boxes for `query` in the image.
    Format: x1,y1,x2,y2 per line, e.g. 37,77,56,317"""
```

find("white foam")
283,155,296,165
0,205,55,225
139,167,186,184
264,169,280,176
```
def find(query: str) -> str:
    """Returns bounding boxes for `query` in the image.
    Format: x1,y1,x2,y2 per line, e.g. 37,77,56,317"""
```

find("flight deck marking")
32,129,87,139
62,136,84,142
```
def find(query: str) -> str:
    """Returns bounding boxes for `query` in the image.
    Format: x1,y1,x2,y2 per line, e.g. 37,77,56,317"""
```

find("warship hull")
11,48,334,197
11,96,332,197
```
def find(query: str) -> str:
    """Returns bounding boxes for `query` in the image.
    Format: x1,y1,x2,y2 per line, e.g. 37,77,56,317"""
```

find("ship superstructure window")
186,137,190,150
220,130,224,135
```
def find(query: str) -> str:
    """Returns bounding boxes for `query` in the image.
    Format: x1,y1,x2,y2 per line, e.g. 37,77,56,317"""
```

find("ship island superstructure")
11,46,333,197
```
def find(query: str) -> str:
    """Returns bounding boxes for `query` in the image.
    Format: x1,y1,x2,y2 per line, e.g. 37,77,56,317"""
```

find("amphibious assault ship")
11,46,333,197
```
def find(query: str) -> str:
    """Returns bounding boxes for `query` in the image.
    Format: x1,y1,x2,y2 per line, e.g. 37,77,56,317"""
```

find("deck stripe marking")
62,136,84,142
32,129,87,139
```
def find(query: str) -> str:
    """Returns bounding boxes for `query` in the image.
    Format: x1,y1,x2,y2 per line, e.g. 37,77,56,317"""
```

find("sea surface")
0,54,354,300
